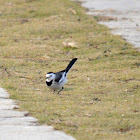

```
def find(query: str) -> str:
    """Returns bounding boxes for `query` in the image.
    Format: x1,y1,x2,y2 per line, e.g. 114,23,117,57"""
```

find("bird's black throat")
46,80,53,86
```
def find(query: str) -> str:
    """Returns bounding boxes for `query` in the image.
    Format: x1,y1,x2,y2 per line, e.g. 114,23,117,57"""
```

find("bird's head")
46,72,55,82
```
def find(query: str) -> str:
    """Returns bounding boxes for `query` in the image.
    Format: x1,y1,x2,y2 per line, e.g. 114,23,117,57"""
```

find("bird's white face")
46,73,55,82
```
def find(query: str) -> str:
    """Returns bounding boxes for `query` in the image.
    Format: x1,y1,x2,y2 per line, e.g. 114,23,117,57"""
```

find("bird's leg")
57,87,64,95
53,90,55,94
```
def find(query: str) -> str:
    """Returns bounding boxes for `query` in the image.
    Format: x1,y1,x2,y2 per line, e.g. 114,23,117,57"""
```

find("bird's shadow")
57,87,74,96
47,87,74,96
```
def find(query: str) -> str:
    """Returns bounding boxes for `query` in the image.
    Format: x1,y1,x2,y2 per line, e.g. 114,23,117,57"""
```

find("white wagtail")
46,58,77,94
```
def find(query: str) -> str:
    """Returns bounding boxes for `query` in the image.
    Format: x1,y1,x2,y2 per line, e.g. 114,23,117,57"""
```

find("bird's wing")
55,70,66,83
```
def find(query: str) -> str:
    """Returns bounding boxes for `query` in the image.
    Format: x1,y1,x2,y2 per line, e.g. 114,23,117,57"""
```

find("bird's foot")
57,87,64,95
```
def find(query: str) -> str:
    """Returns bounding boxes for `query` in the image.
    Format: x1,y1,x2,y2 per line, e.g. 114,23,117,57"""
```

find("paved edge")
0,88,76,140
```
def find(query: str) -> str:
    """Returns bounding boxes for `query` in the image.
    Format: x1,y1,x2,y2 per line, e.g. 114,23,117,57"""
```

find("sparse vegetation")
0,0,140,140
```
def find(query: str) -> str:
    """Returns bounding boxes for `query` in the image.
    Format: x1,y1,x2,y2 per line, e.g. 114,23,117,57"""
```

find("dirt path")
0,88,75,140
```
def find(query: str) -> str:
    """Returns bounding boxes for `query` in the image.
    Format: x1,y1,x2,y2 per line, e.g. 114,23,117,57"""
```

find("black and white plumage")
46,58,77,94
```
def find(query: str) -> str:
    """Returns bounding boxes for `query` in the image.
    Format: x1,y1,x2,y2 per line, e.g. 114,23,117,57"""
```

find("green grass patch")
0,0,140,139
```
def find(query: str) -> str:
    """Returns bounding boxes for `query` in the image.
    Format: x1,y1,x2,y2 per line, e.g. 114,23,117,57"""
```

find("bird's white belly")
50,78,67,90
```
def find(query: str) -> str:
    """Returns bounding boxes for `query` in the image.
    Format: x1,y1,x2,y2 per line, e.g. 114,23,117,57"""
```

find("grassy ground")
0,0,140,139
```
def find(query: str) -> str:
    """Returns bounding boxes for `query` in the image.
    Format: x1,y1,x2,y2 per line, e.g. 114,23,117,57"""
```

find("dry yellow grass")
0,0,140,139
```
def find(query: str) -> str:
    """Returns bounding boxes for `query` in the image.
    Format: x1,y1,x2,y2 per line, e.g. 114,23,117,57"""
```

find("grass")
0,0,140,139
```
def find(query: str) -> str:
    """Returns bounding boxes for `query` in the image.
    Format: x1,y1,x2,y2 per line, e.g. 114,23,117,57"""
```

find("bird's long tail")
65,58,77,74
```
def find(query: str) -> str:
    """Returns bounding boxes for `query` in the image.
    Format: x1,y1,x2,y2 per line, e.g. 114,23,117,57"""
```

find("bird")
46,58,77,94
